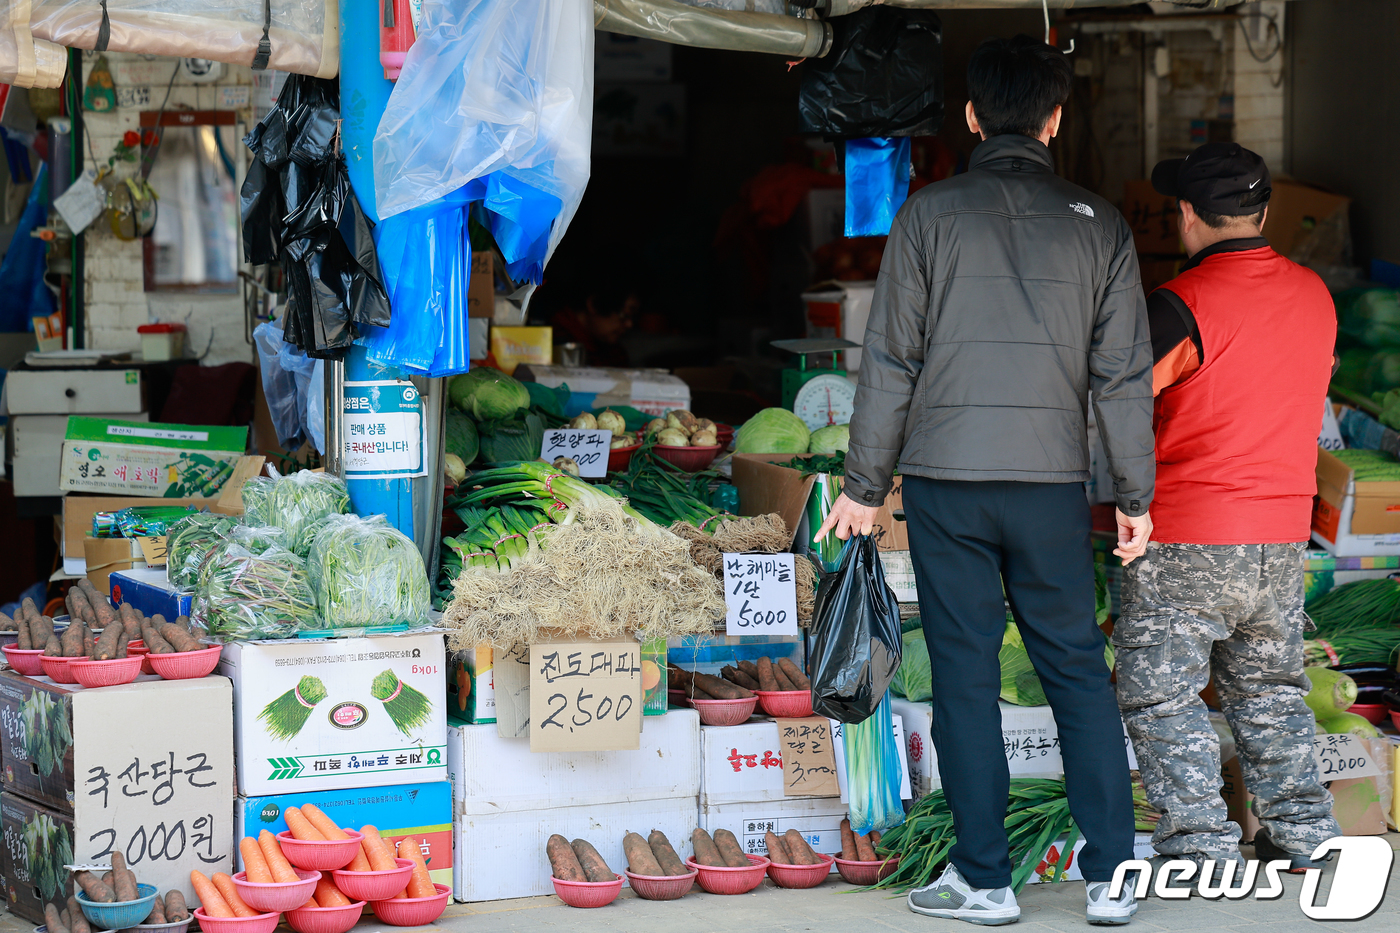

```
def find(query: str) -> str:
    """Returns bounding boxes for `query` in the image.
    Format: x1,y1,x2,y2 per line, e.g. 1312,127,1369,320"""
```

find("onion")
657,428,690,447
569,412,597,430
597,409,627,435
645,417,667,436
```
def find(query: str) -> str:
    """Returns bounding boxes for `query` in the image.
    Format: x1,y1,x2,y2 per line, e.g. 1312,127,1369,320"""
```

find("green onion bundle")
307,514,430,628
1305,630,1400,668
167,512,241,589
93,504,201,538
1330,448,1400,481
607,437,729,530
263,470,351,556
843,698,906,835
194,541,319,639
242,476,275,524
1304,578,1400,632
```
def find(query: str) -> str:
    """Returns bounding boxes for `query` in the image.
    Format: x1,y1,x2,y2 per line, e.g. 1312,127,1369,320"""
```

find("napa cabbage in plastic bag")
306,514,430,627
842,693,906,834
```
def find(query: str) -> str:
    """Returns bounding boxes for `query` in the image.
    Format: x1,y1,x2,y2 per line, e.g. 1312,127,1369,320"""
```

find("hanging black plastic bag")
798,6,943,138
809,534,903,724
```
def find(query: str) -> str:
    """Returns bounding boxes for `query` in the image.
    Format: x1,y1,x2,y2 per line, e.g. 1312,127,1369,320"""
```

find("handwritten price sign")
776,718,839,797
1314,733,1381,781
723,553,798,636
529,637,643,752
540,429,613,478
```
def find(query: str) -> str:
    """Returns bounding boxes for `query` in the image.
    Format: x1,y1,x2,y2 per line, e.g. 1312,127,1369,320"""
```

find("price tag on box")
539,429,612,478
1314,733,1381,781
529,638,643,752
723,553,798,636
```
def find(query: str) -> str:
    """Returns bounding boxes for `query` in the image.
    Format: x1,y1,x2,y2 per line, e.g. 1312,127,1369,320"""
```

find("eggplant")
1337,663,1397,684
1382,687,1400,711
1354,682,1392,705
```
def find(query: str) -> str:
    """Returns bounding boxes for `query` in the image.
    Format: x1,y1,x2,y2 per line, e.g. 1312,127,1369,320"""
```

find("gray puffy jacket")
845,135,1154,516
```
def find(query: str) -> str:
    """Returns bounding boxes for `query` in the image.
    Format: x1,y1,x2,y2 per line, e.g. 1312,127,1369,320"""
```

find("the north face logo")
1070,202,1095,217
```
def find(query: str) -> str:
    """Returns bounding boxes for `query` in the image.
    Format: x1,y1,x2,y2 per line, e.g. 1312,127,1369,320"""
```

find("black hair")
1190,186,1270,230
967,35,1073,139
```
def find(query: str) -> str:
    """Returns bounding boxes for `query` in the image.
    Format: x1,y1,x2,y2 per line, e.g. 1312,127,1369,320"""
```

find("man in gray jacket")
818,36,1155,926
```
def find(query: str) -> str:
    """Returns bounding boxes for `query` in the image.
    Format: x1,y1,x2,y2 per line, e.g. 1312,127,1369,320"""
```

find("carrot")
692,671,753,700
756,656,780,691
777,657,810,690
312,878,351,907
65,588,94,629
239,837,273,883
44,902,68,933
546,834,586,882
111,852,138,902
722,665,761,691
78,579,118,630
301,895,320,909
737,659,761,679
43,633,62,657
300,804,349,841
284,807,326,842
783,829,820,865
344,842,372,873
712,829,751,868
570,839,614,883
144,893,166,925
358,826,398,872
396,839,436,898
15,610,30,649
623,832,663,877
165,889,190,922
72,870,115,903
646,830,688,877
115,632,129,659
257,829,300,883
66,895,90,933
854,829,878,862
691,828,723,867
764,831,792,865
159,621,201,653
870,830,882,849
840,819,858,861
212,873,259,918
190,871,233,918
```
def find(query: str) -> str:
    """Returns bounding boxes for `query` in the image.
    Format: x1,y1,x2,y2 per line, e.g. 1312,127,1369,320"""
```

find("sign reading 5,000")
529,638,643,753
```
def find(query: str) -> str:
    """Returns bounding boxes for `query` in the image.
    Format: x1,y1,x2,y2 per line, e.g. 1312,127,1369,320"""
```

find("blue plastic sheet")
254,316,321,450
0,164,55,331
845,137,912,238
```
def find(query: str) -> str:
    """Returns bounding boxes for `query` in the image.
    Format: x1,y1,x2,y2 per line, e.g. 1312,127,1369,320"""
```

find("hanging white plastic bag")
29,0,337,78
1,0,65,88
373,0,592,283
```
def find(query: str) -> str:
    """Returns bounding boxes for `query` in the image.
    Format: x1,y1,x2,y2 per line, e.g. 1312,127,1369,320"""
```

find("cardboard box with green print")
59,417,247,497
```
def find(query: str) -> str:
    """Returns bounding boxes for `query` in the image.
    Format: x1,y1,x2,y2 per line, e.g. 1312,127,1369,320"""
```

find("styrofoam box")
447,709,700,815
889,697,1138,800
1024,833,1156,885
699,797,849,860
878,551,918,603
453,795,698,902
700,716,910,807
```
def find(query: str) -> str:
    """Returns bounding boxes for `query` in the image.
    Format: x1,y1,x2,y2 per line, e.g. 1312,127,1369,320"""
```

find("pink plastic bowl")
275,830,364,871
652,443,722,472
232,869,321,913
624,869,697,901
149,644,223,680
331,858,414,902
368,883,452,926
2,645,45,676
753,689,814,718
767,853,834,889
69,655,143,688
1349,703,1387,725
39,655,78,684
284,899,364,933
551,873,624,908
128,642,156,676
192,908,280,933
685,856,770,895
607,443,642,473
689,696,758,726
833,855,901,885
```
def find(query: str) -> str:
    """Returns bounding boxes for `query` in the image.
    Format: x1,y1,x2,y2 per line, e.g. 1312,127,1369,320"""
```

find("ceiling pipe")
594,0,833,57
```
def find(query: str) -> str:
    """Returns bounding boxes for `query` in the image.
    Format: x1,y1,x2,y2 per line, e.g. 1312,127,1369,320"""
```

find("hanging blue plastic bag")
253,317,317,450
843,692,906,834
845,137,912,238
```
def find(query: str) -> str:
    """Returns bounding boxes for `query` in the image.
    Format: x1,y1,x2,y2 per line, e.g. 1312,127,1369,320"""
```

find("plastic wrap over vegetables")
307,514,430,628
193,537,318,640
167,512,241,590
242,476,275,525
262,470,351,556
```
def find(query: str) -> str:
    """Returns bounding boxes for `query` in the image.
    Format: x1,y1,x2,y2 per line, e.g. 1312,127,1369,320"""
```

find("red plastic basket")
148,644,223,680
652,444,722,472
689,696,758,726
624,869,697,901
284,899,365,933
192,908,280,933
39,655,78,684
231,869,320,913
551,874,624,908
1349,703,1386,725
368,883,452,926
275,830,364,871
2,645,45,676
330,858,415,902
685,856,770,895
833,855,901,885
607,442,642,472
766,854,833,889
753,689,813,718
69,655,143,688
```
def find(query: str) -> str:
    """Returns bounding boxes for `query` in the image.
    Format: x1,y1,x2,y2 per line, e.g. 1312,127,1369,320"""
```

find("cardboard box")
447,646,495,725
514,364,691,418
454,795,697,902
0,676,234,919
467,252,494,319
109,568,194,621
235,782,453,888
61,495,214,572
447,709,700,815
1312,495,1400,557
1223,739,1388,840
6,412,150,497
217,633,448,796
83,537,145,591
731,454,907,551
1123,180,1181,255
1263,181,1351,265
211,455,267,516
1315,446,1400,535
59,417,247,497
1023,833,1155,885
698,797,848,859
880,551,918,603
489,326,553,376
0,792,75,922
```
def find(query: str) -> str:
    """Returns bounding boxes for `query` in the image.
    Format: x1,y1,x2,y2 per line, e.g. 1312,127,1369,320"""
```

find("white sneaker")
1085,880,1137,925
907,863,1021,926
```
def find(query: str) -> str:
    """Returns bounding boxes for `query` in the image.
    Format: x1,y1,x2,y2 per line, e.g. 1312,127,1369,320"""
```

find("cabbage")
891,628,931,701
1000,619,1113,706
477,411,545,463
445,410,479,465
808,424,850,455
1337,288,1400,349
734,408,811,454
448,368,531,421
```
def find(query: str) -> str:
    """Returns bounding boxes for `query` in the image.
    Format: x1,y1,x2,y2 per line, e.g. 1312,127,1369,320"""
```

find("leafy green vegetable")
777,450,846,477
808,423,850,454
476,410,545,463
890,628,931,701
445,409,480,465
734,407,811,454
242,476,275,525
449,368,531,420
167,512,241,589
607,435,728,529
307,514,430,628
194,541,319,639
265,470,351,556
1000,619,1113,706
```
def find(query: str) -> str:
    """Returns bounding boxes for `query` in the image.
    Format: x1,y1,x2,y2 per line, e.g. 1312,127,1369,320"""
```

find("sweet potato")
396,838,436,898
712,829,750,868
854,829,878,862
666,666,692,690
77,580,118,630
67,895,90,933
764,831,792,865
737,658,761,679
43,633,62,657
118,602,142,642
59,619,86,658
100,871,114,887
840,819,858,861
144,893,166,925
65,589,93,629
569,839,614,883
111,852,138,902
212,872,259,917
777,657,811,690
647,830,688,876
142,618,175,655
692,672,753,700
73,870,116,902
756,656,780,692
190,871,232,918
623,832,663,877
870,830,881,848
772,663,797,692
546,834,586,882
165,889,190,922
691,829,723,867
82,626,95,659
160,621,202,653
15,610,31,649
45,902,68,933
115,632,129,659
721,665,760,691
91,621,123,661
783,829,820,866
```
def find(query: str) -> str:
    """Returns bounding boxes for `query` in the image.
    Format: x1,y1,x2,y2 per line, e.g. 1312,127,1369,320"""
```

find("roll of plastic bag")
809,534,903,724
1,0,66,89
845,137,911,238
29,0,338,77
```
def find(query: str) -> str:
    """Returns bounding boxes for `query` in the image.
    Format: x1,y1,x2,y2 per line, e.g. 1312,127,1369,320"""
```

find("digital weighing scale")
771,337,860,431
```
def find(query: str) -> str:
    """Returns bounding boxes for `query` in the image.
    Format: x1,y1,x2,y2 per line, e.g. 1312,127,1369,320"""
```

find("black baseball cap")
1151,143,1272,215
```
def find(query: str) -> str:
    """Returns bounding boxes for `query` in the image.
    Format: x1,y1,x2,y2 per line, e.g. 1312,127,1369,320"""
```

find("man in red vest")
1115,143,1340,876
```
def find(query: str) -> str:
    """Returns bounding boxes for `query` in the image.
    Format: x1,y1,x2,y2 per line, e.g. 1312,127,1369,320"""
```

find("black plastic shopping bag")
809,535,903,724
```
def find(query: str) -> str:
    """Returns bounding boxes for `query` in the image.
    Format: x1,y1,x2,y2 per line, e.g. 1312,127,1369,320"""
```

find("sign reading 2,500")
88,814,225,866
540,688,634,733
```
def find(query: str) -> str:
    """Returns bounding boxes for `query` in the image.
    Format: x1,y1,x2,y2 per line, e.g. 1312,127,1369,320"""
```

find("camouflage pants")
1114,542,1339,859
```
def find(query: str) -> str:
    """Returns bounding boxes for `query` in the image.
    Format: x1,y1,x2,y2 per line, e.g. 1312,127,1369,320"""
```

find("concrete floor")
5,840,1398,933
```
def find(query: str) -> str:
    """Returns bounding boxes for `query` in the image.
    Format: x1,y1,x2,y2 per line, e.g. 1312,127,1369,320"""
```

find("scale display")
793,373,856,430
